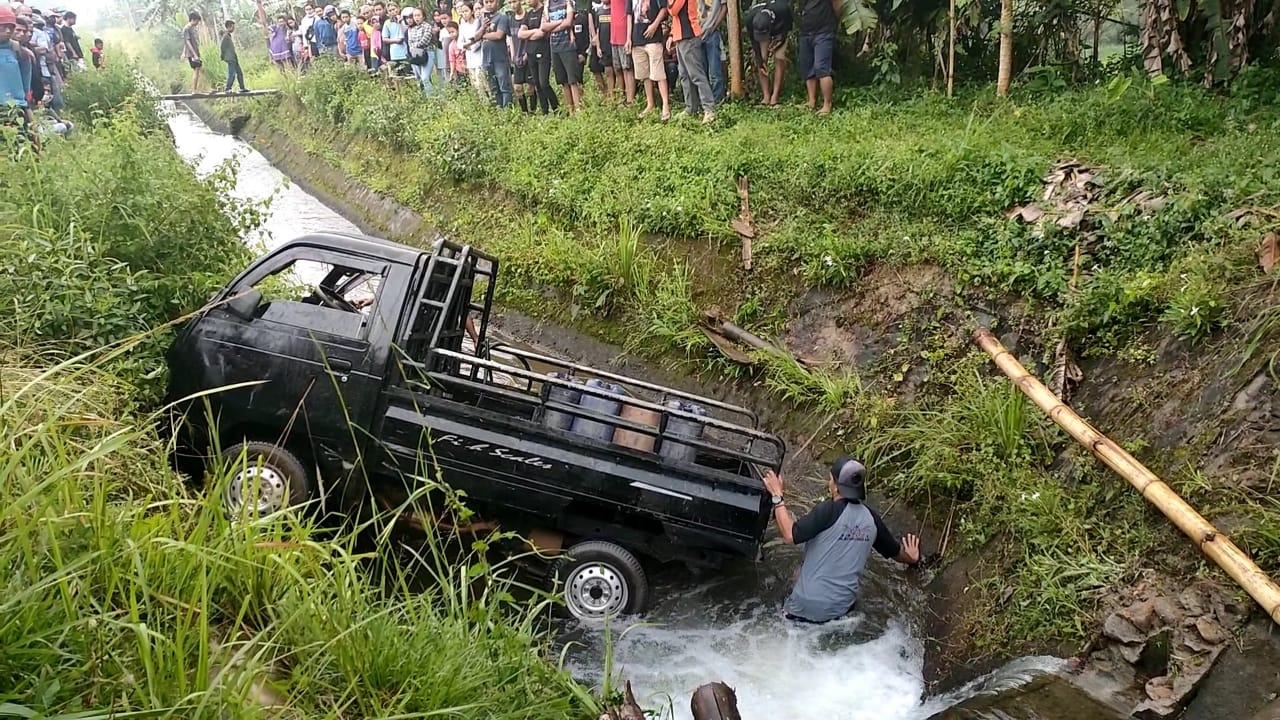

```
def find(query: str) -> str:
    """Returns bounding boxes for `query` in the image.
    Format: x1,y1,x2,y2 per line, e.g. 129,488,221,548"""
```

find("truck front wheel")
557,540,650,621
219,441,312,517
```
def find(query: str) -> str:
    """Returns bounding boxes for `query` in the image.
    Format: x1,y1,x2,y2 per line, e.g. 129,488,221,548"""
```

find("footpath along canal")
165,101,1144,720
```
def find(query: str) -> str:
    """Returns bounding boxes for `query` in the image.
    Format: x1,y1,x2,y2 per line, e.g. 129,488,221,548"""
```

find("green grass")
0,349,595,719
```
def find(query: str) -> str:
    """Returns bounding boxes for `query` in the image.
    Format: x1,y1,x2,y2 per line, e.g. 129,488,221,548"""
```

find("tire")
219,441,312,517
556,540,650,621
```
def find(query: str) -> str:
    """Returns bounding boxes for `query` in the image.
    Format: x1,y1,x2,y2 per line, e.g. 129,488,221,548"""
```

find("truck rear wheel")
219,441,312,517
558,540,650,621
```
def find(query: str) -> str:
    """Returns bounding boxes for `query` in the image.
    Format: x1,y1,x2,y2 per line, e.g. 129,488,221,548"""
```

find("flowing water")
166,103,1077,720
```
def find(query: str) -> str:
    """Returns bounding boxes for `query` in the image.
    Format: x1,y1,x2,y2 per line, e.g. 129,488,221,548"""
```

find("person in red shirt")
666,0,715,123
90,38,104,69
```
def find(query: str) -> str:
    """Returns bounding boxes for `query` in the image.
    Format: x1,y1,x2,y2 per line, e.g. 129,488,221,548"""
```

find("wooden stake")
946,0,957,97
735,175,754,270
973,328,1280,627
726,0,743,99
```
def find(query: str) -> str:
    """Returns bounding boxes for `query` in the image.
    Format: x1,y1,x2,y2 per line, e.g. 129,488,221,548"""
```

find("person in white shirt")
457,2,485,94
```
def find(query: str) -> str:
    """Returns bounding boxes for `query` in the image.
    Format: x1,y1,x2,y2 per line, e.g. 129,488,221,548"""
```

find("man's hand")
643,21,658,38
624,40,632,52
762,468,785,497
768,36,783,54
897,534,921,565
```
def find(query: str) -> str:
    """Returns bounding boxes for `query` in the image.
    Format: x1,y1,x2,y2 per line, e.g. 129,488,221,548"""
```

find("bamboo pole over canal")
973,327,1280,627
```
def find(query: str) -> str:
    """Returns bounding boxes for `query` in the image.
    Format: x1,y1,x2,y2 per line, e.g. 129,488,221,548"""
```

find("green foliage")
0,104,255,397
859,360,1057,497
61,61,164,131
0,353,595,719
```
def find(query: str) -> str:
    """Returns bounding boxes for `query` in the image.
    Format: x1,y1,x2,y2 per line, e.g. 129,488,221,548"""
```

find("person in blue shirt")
339,10,363,65
382,7,410,73
312,7,339,56
0,5,34,140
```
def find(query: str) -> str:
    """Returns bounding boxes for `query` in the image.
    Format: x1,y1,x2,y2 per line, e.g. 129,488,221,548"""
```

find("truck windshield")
248,259,388,339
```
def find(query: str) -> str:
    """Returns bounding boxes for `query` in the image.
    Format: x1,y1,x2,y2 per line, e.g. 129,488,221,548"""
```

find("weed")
0,350,595,719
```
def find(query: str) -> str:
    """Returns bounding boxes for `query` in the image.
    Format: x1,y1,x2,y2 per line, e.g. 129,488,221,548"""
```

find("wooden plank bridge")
160,89,281,101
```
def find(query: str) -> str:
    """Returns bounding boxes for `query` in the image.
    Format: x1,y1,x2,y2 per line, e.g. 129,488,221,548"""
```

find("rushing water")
166,103,1069,720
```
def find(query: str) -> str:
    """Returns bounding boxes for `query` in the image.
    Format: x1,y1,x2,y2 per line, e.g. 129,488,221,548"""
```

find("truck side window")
247,260,386,340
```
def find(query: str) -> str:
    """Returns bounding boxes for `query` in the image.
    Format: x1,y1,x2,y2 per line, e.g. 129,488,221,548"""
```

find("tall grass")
0,350,595,719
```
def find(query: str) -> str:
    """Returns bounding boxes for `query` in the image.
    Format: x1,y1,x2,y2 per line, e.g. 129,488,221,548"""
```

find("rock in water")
691,682,741,720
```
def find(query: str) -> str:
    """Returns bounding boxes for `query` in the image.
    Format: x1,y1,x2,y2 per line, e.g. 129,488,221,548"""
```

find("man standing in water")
763,457,921,624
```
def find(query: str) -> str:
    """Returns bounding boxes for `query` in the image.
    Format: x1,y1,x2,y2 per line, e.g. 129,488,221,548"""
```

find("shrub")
61,61,164,131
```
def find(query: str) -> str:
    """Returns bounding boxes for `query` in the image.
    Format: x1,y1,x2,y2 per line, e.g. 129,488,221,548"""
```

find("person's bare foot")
660,109,671,122
817,106,832,116
638,107,653,118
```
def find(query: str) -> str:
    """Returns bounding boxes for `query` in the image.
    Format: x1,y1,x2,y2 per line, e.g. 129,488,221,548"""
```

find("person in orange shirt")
666,0,715,123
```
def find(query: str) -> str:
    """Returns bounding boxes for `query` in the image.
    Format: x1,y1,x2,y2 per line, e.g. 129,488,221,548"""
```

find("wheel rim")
225,462,287,516
565,561,629,621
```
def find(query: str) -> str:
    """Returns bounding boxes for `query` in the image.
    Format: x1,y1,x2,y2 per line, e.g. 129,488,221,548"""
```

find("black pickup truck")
166,232,786,620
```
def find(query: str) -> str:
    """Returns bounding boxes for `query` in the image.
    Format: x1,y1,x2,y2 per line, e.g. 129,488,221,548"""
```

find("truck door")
188,247,397,466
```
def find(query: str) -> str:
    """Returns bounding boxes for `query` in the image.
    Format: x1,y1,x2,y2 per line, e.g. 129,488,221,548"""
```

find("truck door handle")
327,358,353,373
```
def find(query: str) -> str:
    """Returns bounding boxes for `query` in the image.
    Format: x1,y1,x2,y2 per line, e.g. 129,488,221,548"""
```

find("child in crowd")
447,21,466,84
369,14,384,71
90,38,104,69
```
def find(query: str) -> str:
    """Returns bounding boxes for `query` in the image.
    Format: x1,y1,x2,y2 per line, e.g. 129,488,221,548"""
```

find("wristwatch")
770,494,784,507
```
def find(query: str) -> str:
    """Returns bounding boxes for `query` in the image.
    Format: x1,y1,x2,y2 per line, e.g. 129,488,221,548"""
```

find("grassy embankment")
171,53,1280,655
0,63,597,719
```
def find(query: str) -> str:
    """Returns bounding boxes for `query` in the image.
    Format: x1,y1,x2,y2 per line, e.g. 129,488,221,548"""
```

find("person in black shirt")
517,0,560,113
588,0,616,100
510,0,535,113
60,10,82,63
542,0,580,113
746,0,790,106
626,0,669,120
572,5,591,95
797,0,838,115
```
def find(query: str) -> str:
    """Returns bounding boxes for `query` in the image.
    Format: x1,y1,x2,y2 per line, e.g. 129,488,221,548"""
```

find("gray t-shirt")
182,25,200,59
783,500,901,623
482,12,515,65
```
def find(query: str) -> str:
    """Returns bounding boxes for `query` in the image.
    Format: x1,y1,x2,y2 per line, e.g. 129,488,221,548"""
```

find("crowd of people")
187,0,837,121
1,2,98,142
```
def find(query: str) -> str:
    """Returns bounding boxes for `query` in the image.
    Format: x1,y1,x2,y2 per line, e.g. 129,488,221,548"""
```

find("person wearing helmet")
762,457,922,624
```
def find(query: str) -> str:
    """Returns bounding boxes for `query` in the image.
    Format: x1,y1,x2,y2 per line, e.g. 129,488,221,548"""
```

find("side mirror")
224,288,263,321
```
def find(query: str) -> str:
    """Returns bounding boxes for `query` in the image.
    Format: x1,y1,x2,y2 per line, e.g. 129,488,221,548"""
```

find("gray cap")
831,456,867,502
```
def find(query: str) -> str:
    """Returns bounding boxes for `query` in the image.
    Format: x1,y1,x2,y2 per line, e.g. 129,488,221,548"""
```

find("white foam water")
570,611,928,720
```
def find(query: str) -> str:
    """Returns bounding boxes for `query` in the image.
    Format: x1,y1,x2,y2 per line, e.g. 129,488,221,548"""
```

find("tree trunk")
947,0,957,96
997,0,1014,96
726,0,743,99
1092,15,1101,68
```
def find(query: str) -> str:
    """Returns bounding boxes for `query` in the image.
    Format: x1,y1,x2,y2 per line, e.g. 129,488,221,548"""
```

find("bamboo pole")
973,328,1280,627
726,0,744,99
